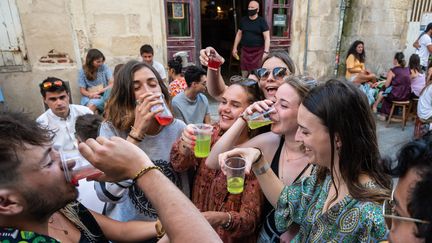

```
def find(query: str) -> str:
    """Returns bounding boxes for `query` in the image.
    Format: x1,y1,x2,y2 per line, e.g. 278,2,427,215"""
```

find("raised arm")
79,136,222,243
199,47,227,100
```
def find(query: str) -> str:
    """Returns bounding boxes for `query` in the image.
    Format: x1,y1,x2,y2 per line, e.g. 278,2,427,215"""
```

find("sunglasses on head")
229,75,258,87
42,80,64,90
256,67,288,80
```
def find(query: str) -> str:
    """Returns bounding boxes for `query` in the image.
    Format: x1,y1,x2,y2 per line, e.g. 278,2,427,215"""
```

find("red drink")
70,165,103,186
155,114,173,126
207,50,221,71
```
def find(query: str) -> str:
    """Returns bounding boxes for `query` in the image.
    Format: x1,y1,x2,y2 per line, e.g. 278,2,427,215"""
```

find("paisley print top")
275,170,388,242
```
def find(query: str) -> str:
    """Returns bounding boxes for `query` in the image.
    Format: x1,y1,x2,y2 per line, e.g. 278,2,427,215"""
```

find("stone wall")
0,0,166,118
290,0,412,80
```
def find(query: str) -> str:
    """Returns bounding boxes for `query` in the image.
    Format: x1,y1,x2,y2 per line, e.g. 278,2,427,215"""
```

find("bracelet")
222,212,232,230
130,126,145,141
132,166,162,182
253,162,270,175
155,219,166,239
239,114,248,123
252,147,263,164
264,51,269,54
128,133,143,142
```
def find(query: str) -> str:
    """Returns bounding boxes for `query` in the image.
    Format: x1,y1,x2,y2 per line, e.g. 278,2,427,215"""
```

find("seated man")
37,77,92,151
386,133,432,242
171,66,211,124
0,111,221,243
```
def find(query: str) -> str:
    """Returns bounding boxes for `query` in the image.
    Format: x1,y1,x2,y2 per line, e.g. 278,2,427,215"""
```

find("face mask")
248,9,258,16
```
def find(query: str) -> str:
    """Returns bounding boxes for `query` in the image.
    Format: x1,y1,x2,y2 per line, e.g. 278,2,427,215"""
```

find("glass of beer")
193,123,213,158
224,157,246,194
61,150,103,186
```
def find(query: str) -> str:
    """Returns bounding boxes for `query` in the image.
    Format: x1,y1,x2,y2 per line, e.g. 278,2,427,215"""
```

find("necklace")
280,143,307,181
48,213,69,235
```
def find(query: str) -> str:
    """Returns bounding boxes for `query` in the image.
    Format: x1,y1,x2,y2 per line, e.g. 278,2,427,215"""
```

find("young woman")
219,80,391,242
199,47,295,100
372,52,411,118
409,53,425,98
345,40,377,105
206,76,316,242
168,55,187,97
170,78,264,242
94,60,187,225
78,49,113,113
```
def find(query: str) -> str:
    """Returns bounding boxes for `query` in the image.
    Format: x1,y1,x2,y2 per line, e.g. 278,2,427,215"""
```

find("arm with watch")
218,147,284,208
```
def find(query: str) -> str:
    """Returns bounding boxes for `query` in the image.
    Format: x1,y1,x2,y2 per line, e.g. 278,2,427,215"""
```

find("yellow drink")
247,120,273,129
194,136,211,158
227,177,244,194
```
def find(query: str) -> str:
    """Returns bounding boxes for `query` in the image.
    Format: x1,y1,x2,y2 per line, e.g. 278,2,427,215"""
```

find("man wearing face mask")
232,1,270,77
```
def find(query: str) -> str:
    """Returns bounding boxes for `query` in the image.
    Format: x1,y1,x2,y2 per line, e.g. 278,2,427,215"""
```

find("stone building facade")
0,0,416,117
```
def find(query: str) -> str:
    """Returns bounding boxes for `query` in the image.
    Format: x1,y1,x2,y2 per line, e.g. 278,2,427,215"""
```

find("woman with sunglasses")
206,76,315,242
94,61,187,230
170,77,264,242
218,80,391,242
78,49,113,113
199,47,295,100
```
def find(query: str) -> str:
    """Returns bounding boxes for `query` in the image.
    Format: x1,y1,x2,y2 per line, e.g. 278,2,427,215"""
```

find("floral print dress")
275,169,388,242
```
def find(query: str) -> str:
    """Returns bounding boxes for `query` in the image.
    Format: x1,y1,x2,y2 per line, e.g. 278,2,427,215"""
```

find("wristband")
128,133,143,142
239,113,248,123
253,162,270,175
264,51,269,54
155,219,166,239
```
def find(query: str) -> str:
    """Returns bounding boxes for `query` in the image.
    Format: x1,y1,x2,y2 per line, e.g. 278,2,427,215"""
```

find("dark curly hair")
386,132,432,241
346,40,365,63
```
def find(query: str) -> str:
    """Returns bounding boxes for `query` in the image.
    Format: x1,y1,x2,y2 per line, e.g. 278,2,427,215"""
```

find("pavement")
207,96,415,158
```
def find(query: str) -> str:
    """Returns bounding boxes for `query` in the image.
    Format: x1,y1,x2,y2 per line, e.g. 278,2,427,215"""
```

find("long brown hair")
104,60,169,131
302,79,391,204
83,49,105,81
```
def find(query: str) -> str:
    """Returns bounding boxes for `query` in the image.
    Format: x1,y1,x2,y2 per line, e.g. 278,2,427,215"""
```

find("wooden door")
165,0,200,65
264,0,293,52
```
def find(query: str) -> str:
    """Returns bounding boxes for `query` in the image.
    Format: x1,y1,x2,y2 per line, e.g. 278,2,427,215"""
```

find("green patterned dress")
275,170,388,242
0,228,59,243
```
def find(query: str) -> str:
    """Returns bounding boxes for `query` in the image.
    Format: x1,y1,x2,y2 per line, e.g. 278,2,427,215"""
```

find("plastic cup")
61,150,103,186
151,94,173,126
224,157,246,194
207,50,221,71
193,123,213,158
244,107,275,129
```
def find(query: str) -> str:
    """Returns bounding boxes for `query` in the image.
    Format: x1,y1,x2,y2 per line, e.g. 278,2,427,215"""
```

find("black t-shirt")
239,16,269,47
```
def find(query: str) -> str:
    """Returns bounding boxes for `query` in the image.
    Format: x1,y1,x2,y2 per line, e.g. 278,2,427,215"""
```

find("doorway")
200,0,265,76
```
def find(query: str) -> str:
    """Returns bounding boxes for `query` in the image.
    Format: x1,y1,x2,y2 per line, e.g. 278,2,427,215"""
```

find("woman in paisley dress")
219,79,392,242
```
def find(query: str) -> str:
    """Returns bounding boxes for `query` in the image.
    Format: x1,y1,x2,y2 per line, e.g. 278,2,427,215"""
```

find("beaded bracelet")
222,212,232,230
132,166,162,182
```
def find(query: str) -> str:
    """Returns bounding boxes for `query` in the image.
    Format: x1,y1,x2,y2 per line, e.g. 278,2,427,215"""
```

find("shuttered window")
0,0,29,72
411,0,432,22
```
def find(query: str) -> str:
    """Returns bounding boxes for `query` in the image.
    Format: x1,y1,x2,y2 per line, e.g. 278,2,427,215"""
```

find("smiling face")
218,84,251,131
269,83,301,135
295,104,334,166
17,144,77,219
133,67,162,98
44,90,70,119
388,169,425,243
259,57,291,99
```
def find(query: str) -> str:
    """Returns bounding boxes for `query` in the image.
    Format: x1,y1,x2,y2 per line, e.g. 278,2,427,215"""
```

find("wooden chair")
408,97,419,121
386,100,410,130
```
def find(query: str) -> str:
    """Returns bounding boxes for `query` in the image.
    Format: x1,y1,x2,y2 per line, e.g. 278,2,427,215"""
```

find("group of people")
1,2,432,242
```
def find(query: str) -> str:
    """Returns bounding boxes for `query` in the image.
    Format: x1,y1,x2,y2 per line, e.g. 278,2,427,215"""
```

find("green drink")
194,135,211,158
227,177,244,194
247,120,273,129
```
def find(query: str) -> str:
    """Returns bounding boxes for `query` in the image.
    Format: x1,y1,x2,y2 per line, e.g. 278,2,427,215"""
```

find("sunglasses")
229,75,258,87
382,189,430,229
256,67,288,80
42,80,64,90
